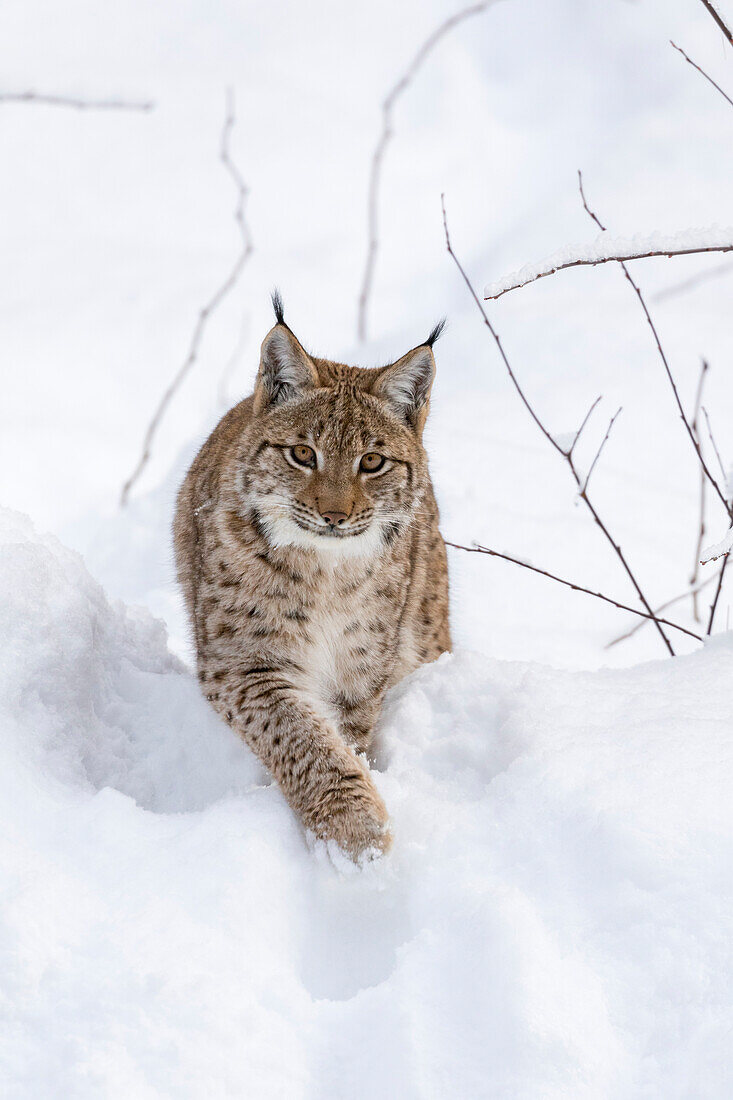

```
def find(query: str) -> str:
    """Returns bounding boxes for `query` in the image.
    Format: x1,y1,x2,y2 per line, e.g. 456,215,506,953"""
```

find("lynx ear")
253,324,319,414
373,345,436,431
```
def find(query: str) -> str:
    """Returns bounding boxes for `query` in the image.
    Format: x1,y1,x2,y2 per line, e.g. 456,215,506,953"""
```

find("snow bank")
2,507,733,1098
483,226,733,300
0,508,264,812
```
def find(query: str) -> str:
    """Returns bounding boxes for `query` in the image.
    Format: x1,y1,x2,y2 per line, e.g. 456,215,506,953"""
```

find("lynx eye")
289,444,316,468
360,452,385,473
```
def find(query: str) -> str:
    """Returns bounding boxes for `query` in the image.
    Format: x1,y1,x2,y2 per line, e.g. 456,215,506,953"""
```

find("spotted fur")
174,310,450,860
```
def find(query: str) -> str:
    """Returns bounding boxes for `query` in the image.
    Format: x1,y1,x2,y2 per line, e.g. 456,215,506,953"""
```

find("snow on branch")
701,525,733,564
482,227,733,301
0,91,154,111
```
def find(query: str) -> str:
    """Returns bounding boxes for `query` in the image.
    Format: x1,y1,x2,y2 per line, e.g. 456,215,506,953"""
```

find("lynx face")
237,322,438,559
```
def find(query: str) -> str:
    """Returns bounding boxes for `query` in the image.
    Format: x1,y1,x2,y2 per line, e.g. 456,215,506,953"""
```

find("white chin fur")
260,512,388,559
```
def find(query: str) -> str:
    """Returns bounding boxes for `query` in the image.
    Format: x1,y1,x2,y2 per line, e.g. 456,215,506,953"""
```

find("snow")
483,226,733,300
4,0,733,1092
2,506,733,1097
552,430,578,452
0,509,265,811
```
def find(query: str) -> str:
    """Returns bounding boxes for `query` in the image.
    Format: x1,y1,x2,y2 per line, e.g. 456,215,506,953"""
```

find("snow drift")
1,506,732,1097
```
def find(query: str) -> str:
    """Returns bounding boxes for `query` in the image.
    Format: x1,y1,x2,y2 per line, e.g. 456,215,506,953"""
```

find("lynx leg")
211,664,391,860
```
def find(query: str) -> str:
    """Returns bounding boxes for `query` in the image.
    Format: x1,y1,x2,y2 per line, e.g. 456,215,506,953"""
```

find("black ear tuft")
271,289,285,326
424,318,446,348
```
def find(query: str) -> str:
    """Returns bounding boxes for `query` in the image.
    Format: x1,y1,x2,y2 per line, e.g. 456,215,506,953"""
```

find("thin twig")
483,239,733,301
569,395,602,458
0,91,154,111
441,194,676,655
606,575,716,648
582,407,622,493
445,542,702,642
576,172,732,518
698,0,733,46
702,406,728,483
622,268,730,514
577,170,606,231
356,1,493,342
690,359,709,620
652,260,733,302
440,198,565,459
670,41,733,110
707,555,729,634
120,89,254,506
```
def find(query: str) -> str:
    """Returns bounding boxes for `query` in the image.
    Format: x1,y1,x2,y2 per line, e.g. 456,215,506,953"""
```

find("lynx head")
237,293,444,558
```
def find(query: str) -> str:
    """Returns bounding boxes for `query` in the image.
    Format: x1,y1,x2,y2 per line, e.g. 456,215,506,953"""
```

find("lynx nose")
319,509,349,527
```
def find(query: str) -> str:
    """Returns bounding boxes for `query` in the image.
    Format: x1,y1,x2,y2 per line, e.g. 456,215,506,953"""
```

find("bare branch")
605,361,716,636
575,173,732,519
606,575,716,648
690,359,708,440
356,1,494,342
707,555,729,633
568,395,602,458
0,91,154,111
445,542,703,642
622,267,729,515
582,406,622,493
698,0,733,47
670,40,733,110
441,194,676,655
483,234,733,301
577,170,606,232
440,196,566,459
652,260,733,302
702,406,728,484
690,359,709,620
120,89,254,506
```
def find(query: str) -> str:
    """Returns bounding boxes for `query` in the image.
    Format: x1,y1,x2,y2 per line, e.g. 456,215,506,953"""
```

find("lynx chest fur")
174,296,450,861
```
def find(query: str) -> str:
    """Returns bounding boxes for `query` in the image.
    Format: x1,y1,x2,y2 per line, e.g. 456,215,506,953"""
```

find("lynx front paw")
311,771,392,863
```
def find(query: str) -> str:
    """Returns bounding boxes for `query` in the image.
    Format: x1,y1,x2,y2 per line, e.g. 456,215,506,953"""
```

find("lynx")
174,294,450,861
